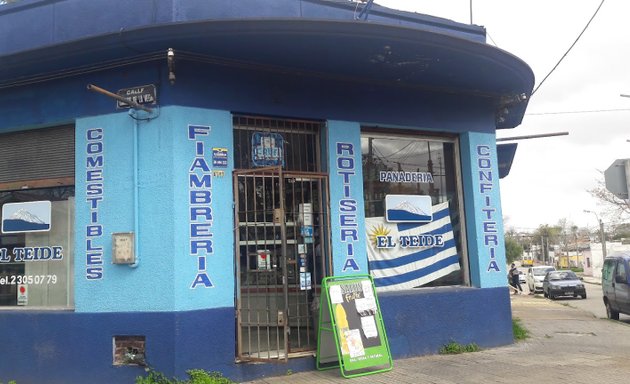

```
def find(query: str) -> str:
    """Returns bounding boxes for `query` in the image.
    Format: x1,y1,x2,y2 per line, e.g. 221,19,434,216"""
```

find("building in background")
0,1,533,382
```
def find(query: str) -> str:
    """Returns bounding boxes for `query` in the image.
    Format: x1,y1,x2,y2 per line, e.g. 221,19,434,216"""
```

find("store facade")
0,1,534,383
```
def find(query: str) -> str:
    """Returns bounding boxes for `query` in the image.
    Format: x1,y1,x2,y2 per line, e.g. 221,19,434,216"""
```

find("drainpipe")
87,83,159,268
130,109,140,268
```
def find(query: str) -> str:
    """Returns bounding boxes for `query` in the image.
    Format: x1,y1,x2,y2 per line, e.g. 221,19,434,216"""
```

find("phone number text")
0,275,58,285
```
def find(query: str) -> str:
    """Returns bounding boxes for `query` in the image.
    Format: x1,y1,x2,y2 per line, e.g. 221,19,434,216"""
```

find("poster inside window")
361,132,466,291
0,187,74,307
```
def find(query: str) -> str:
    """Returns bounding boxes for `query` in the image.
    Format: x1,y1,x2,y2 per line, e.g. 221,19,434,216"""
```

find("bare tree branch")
587,173,630,224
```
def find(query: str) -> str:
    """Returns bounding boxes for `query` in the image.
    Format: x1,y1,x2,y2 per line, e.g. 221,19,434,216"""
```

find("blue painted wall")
0,60,496,136
76,112,177,312
170,107,235,311
460,132,507,288
379,287,513,357
75,106,234,312
0,289,512,383
0,309,235,384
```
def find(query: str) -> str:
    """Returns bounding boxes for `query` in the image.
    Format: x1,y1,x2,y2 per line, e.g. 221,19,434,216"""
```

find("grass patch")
439,341,480,354
136,368,235,384
512,317,529,341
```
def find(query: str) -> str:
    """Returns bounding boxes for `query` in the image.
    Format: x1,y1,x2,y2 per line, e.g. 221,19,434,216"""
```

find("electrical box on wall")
112,232,135,264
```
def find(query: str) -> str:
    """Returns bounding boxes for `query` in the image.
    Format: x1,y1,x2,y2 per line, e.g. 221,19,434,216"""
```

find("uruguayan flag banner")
366,201,460,292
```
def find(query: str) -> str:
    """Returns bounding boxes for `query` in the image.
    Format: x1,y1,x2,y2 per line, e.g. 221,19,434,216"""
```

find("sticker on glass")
385,194,432,223
2,201,52,233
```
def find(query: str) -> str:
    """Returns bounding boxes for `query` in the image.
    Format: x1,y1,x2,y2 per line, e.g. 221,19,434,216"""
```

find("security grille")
0,125,75,189
233,116,329,362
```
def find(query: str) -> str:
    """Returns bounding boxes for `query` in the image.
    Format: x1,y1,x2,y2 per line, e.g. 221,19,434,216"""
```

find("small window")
603,259,614,281
616,261,627,282
113,336,146,366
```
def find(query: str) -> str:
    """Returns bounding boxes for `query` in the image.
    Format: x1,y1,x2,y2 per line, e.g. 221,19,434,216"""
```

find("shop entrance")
232,116,329,362
234,167,328,361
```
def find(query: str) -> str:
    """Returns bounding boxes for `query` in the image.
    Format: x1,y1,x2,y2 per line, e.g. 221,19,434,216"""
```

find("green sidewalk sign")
316,274,393,378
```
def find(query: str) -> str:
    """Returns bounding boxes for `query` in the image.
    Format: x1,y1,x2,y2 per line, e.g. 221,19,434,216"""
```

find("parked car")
602,252,630,320
518,269,526,284
526,266,556,293
542,270,586,300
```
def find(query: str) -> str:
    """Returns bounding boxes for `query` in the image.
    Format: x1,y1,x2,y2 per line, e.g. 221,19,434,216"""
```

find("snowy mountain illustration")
10,209,46,224
393,201,429,216
2,208,50,233
386,200,432,222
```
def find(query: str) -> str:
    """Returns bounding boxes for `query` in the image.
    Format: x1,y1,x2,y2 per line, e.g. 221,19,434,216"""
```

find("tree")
588,175,630,223
611,223,630,241
557,218,579,255
532,224,561,263
504,237,523,264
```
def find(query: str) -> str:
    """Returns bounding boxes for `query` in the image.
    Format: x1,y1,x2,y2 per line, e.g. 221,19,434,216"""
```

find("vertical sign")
336,142,360,272
85,127,105,280
477,145,500,272
188,125,214,289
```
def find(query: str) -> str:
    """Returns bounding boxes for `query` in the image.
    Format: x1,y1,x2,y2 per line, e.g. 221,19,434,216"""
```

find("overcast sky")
375,0,630,232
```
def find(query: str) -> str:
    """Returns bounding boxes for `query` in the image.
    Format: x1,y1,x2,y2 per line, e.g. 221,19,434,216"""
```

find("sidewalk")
581,275,601,285
242,293,630,384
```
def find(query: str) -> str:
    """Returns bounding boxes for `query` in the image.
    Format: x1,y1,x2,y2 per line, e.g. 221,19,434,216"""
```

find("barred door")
234,166,329,361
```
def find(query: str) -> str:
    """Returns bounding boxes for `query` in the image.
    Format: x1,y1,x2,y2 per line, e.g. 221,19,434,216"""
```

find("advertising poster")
317,275,392,378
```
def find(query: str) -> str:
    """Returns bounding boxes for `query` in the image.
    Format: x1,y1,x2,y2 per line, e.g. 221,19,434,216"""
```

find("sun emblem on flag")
368,224,391,249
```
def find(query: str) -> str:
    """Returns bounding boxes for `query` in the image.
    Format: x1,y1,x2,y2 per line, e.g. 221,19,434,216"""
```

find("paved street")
243,287,630,384
564,278,630,323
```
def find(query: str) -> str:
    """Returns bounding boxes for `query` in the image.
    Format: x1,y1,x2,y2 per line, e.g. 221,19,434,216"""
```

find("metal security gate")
234,166,329,362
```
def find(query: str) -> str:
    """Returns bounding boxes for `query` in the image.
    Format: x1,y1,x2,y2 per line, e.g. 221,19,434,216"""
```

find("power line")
531,0,606,97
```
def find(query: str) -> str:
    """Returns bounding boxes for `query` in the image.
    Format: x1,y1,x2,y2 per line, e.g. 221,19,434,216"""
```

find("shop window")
0,187,74,308
361,131,467,290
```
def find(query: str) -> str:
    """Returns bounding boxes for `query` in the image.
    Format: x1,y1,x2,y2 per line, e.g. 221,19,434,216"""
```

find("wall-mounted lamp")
167,48,176,85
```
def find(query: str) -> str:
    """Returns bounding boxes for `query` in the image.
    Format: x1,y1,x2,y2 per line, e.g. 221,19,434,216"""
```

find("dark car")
543,270,586,300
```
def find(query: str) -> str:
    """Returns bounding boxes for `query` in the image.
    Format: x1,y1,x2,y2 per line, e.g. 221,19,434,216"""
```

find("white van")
526,266,555,293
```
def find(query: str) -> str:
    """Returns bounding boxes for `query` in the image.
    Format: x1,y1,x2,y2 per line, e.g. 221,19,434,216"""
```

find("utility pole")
584,210,607,259
599,219,607,259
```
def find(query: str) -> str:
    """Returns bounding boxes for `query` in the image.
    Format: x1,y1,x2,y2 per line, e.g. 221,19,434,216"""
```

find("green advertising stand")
316,275,393,378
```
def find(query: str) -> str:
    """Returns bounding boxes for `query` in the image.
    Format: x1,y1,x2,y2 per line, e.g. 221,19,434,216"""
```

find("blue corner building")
0,1,533,383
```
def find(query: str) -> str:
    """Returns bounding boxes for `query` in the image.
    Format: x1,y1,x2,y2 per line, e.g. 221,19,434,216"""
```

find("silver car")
526,266,555,293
